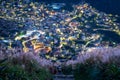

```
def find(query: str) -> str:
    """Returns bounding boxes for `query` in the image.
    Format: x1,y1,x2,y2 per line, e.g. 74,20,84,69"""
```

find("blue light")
51,3,65,10
52,5,61,10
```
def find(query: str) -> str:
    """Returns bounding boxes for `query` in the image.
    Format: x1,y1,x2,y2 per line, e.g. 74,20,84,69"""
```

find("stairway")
53,74,74,80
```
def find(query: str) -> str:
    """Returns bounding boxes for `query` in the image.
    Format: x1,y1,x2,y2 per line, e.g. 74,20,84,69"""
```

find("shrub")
0,52,53,80
74,62,101,80
101,63,120,80
62,65,73,75
65,46,120,80
73,62,120,80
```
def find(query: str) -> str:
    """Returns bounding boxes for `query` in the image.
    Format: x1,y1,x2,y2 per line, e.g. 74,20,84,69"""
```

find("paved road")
53,74,74,80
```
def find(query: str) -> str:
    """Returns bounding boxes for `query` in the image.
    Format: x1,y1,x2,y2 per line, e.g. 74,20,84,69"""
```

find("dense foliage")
0,55,52,80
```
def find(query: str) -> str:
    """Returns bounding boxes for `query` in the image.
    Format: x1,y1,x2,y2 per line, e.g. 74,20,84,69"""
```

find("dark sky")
85,0,120,16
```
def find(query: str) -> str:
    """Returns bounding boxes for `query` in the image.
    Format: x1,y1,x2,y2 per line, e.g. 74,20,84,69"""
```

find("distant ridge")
1,0,120,19
35,0,120,16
